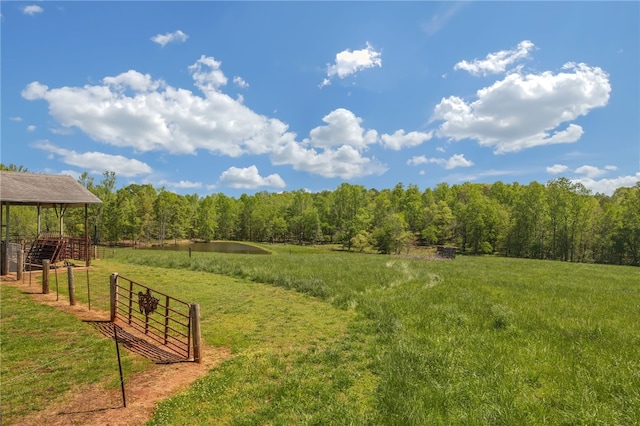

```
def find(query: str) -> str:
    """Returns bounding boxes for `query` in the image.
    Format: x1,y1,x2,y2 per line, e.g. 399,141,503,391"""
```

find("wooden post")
190,303,202,363
67,266,76,305
42,260,50,294
110,273,118,322
17,249,23,281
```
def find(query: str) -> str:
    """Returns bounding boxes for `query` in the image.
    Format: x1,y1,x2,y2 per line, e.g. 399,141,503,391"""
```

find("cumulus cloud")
151,30,188,47
380,130,433,150
575,165,607,179
572,173,640,196
103,70,164,92
433,57,610,153
306,108,378,151
22,5,43,15
272,142,387,179
546,163,638,194
33,140,152,177
454,40,535,76
21,58,395,180
218,165,285,189
21,59,288,157
267,108,387,179
407,153,473,169
546,164,570,174
321,42,382,87
188,55,228,93
27,125,36,132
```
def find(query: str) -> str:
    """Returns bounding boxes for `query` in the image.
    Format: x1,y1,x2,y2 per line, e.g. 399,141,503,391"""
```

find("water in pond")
152,241,271,255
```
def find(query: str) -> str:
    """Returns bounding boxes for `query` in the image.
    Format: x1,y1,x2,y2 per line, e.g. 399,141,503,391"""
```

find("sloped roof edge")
0,171,102,207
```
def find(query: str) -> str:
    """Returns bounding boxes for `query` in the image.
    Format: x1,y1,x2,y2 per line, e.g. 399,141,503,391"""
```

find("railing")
109,274,200,361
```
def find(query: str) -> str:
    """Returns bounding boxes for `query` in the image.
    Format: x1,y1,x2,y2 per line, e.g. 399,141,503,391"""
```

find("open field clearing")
2,245,639,425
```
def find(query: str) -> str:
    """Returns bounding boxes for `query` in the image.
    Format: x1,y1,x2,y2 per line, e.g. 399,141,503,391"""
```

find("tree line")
2,164,639,266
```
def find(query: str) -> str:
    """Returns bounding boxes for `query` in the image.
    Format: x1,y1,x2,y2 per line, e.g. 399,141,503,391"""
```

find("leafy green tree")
613,183,640,265
155,189,188,245
506,181,548,258
195,195,217,241
373,213,408,254
215,193,239,240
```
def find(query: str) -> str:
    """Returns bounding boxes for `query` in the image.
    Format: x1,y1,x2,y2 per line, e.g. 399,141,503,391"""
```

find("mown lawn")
2,245,639,425
0,282,150,423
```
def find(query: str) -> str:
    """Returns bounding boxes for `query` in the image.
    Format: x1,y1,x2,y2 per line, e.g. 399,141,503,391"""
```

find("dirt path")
2,273,232,426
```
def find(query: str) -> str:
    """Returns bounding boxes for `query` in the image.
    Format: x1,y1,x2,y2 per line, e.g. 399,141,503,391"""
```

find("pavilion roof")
0,171,102,207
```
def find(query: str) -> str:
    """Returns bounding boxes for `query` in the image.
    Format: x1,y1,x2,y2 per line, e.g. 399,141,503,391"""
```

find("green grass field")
2,245,639,425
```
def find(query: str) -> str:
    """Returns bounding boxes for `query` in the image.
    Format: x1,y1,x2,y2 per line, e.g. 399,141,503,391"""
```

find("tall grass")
113,246,640,425
4,246,638,424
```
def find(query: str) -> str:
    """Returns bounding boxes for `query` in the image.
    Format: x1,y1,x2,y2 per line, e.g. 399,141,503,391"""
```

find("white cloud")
103,70,164,92
188,55,228,93
33,140,152,177
233,76,249,89
271,141,387,179
572,173,640,196
433,61,610,153
22,5,43,15
21,58,290,157
158,179,203,189
218,165,285,189
306,108,378,151
445,153,474,169
605,165,618,171
267,108,387,179
546,164,569,174
20,58,400,180
9,117,22,122
151,30,188,47
575,165,606,179
380,130,433,150
407,153,473,169
321,42,382,87
454,40,535,76
27,125,36,132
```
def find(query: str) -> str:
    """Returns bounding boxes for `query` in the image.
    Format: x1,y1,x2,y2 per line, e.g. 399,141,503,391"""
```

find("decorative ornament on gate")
137,289,159,315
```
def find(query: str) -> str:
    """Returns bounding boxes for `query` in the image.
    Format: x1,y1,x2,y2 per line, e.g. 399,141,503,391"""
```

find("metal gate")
109,274,199,361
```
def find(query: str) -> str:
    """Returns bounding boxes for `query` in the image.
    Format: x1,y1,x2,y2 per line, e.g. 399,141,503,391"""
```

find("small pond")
151,241,271,255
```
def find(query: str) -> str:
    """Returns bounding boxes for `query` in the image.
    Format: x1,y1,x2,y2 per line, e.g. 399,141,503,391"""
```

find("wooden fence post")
190,303,202,363
110,273,118,322
17,249,23,281
42,260,50,294
67,266,76,306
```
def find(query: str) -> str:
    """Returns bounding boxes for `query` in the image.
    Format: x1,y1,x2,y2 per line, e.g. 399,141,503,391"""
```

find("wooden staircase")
26,237,67,268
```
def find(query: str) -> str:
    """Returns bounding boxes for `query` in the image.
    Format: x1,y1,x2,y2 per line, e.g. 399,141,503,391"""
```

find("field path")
2,273,232,426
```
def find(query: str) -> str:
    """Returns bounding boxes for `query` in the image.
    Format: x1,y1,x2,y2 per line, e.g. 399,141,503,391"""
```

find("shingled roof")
0,171,102,207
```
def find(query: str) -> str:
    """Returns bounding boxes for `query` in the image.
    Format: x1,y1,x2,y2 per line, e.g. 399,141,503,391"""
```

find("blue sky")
2,1,638,197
